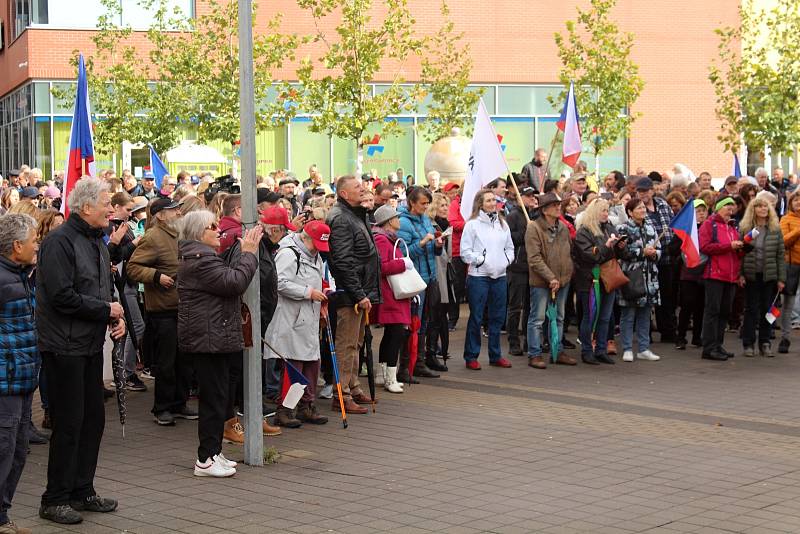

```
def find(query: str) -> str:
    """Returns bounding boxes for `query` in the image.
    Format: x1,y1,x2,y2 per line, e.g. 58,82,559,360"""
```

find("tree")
709,0,800,160
418,0,482,143
294,0,424,174
549,0,644,178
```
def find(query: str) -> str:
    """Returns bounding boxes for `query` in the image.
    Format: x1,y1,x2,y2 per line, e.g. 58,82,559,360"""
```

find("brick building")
0,0,759,181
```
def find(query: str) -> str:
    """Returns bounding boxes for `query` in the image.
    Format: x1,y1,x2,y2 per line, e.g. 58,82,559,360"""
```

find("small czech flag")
743,228,760,244
766,305,781,324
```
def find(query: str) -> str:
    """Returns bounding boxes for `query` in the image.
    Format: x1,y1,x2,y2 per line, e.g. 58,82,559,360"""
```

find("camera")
203,174,241,203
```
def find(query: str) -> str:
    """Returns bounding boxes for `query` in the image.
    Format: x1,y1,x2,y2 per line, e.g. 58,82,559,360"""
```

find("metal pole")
238,0,263,466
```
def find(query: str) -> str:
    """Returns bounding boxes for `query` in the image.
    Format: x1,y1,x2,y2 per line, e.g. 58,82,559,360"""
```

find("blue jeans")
464,276,507,362
620,305,651,353
528,284,570,358
577,288,616,356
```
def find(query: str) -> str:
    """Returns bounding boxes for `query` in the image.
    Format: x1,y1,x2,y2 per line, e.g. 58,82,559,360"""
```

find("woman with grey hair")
176,210,261,477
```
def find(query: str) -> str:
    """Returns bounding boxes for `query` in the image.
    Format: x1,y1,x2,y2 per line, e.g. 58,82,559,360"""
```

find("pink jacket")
699,213,744,283
447,196,465,257
371,230,412,325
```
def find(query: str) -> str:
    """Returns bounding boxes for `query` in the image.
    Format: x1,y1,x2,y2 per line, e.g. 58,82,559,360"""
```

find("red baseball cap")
443,182,459,192
303,220,331,252
260,206,297,231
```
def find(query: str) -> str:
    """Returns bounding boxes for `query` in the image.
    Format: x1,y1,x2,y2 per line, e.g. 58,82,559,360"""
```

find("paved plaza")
13,316,800,534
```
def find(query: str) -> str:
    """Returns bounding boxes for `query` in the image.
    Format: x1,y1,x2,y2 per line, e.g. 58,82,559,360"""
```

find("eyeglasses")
205,222,219,231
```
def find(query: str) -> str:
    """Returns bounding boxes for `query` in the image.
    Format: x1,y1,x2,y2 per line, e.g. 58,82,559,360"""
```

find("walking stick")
324,309,348,428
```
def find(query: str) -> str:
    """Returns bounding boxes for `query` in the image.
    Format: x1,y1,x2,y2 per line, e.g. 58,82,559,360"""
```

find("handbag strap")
393,238,410,260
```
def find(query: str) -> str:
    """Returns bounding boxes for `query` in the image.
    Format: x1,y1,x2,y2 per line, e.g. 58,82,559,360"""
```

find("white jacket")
460,211,514,279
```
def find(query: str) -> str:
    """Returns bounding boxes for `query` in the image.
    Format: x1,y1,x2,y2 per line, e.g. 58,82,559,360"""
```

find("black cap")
636,177,654,191
648,171,663,183
8,169,20,176
725,175,739,185
149,198,180,216
312,187,326,196
520,186,537,196
257,188,281,204
279,177,299,186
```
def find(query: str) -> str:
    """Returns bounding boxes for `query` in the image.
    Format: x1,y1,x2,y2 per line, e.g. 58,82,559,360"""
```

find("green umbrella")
545,289,560,363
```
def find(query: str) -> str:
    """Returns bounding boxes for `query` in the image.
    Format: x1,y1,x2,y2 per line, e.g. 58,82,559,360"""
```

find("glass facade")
4,81,628,181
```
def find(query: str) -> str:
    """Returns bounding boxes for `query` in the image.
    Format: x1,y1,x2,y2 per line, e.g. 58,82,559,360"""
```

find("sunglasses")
205,222,219,232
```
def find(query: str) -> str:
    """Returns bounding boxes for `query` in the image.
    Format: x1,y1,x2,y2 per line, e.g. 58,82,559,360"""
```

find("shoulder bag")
387,239,428,300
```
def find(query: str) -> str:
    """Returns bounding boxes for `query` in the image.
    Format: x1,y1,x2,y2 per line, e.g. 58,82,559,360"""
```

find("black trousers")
655,265,676,341
41,352,105,506
742,275,777,348
506,271,529,350
677,280,704,344
426,302,450,358
379,324,406,367
192,352,231,462
150,313,191,415
702,280,736,354
451,256,468,325
227,351,243,420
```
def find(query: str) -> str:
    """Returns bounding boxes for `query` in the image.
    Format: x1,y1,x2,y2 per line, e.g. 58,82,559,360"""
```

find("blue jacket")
397,206,441,285
0,255,38,395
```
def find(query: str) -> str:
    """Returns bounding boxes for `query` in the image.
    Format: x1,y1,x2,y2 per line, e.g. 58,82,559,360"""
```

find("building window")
11,0,47,40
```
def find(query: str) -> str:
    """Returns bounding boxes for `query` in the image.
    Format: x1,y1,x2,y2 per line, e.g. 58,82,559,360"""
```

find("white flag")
460,98,509,221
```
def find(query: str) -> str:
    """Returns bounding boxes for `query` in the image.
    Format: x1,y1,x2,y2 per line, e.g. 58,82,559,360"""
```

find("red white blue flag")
62,54,95,216
668,198,700,268
733,154,742,178
766,304,781,324
556,82,582,167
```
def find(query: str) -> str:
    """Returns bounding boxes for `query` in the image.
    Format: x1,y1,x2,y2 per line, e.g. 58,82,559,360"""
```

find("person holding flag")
738,197,785,357
264,220,330,427
676,199,709,350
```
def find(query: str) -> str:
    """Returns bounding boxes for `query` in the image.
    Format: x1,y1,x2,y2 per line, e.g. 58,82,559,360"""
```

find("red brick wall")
0,0,739,175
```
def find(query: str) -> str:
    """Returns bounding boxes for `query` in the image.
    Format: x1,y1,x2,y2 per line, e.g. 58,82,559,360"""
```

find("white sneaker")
637,350,660,361
793,322,800,330
214,453,237,469
622,351,634,362
194,457,235,477
318,384,333,399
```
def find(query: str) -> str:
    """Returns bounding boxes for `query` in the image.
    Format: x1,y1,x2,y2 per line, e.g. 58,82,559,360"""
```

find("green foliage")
709,0,800,156
54,0,299,156
293,0,424,172
418,0,482,143
264,446,280,464
549,0,644,159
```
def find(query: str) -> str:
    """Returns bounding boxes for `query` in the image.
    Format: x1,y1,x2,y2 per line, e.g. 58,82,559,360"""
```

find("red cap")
260,206,297,231
443,182,459,192
303,220,331,252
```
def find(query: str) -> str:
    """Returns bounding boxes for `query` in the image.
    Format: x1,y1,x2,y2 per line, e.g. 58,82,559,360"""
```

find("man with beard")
521,148,548,192
280,177,301,217
127,198,196,426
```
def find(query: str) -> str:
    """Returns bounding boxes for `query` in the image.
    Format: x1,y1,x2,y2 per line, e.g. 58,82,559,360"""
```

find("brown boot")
262,417,282,436
528,356,547,369
275,406,302,428
352,392,377,405
297,402,328,424
334,398,368,414
223,417,244,444
556,352,577,365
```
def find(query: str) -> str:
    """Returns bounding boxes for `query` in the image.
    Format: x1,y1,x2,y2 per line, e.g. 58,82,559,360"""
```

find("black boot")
297,402,328,424
397,333,419,384
425,353,448,372
413,332,439,377
275,406,302,428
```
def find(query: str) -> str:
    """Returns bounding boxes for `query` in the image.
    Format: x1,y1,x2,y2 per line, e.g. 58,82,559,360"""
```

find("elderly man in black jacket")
326,175,381,414
506,186,538,355
36,177,126,525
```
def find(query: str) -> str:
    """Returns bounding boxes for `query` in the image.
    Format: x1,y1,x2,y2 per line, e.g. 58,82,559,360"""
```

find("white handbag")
387,239,427,300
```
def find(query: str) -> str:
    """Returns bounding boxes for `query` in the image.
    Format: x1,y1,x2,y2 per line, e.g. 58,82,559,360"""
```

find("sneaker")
675,339,687,350
39,504,82,525
140,368,154,380
760,343,774,358
69,495,118,513
793,321,800,330
637,350,660,361
0,520,31,534
318,384,333,399
174,406,199,420
194,457,235,478
622,351,634,362
213,453,237,469
124,373,147,392
489,358,512,368
154,411,175,426
779,338,791,354
743,346,755,357
465,360,482,370
358,363,368,377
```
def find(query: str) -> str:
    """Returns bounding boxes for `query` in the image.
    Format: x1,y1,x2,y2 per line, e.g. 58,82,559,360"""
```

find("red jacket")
447,196,465,257
217,216,242,255
371,230,411,325
699,213,743,283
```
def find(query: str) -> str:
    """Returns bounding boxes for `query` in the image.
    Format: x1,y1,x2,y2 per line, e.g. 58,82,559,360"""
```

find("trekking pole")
324,310,348,428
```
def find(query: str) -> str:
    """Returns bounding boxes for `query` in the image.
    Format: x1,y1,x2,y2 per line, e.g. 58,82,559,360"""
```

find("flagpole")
505,168,530,223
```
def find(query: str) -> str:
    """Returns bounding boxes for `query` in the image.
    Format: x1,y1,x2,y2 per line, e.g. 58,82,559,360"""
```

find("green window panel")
33,82,51,114
498,86,562,116
291,119,331,181
333,119,415,179
491,118,534,176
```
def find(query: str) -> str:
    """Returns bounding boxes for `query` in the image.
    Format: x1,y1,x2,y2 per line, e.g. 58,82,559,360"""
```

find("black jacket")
572,222,617,292
507,205,535,274
37,214,114,356
226,236,280,336
326,198,381,306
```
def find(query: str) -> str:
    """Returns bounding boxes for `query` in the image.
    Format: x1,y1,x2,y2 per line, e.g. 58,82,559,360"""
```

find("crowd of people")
0,155,798,531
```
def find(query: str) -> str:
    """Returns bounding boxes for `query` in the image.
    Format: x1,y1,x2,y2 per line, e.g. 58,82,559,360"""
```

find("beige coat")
525,216,574,288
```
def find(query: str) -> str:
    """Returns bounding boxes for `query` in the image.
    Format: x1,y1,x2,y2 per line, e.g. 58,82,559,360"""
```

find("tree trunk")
356,141,364,175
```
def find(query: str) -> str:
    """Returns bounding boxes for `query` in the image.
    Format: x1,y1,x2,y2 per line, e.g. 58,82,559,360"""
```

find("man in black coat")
506,187,538,355
36,178,126,525
326,175,381,414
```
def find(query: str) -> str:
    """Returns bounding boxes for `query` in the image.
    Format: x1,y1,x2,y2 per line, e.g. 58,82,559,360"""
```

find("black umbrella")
110,331,128,438
364,325,376,413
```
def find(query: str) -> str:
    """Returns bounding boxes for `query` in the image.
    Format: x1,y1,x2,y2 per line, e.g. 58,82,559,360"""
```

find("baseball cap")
442,182,459,193
149,197,180,216
304,220,331,252
21,186,40,199
636,177,654,191
260,205,297,231
44,186,61,199
257,188,281,205
142,172,155,181
520,186,537,196
725,175,738,185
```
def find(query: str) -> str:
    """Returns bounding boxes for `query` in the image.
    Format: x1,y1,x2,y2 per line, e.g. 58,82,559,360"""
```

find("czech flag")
668,198,700,268
766,304,781,324
62,54,95,216
279,361,310,409
733,154,742,178
149,145,169,190
743,228,759,244
556,82,582,167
